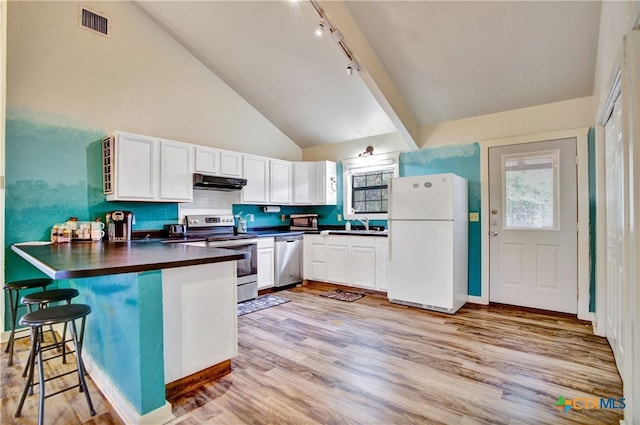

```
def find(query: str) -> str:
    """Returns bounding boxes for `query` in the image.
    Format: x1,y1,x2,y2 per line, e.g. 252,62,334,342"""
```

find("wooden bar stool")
15,303,96,425
20,288,80,376
3,278,53,366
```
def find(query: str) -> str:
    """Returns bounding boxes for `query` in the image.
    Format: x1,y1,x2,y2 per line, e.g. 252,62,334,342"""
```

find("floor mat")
237,294,290,316
319,288,365,302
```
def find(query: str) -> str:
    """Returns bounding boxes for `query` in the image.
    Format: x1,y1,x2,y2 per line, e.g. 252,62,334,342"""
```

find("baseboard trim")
166,359,232,401
467,295,488,305
83,354,175,425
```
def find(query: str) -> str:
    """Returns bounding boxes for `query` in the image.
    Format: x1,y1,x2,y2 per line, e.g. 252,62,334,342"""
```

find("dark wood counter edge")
10,244,247,280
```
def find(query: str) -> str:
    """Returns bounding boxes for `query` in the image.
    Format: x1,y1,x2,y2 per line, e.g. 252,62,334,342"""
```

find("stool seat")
20,304,91,327
3,278,52,291
20,288,80,371
21,288,80,306
3,278,53,366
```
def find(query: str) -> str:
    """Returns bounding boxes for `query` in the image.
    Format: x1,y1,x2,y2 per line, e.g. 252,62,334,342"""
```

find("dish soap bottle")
345,221,351,231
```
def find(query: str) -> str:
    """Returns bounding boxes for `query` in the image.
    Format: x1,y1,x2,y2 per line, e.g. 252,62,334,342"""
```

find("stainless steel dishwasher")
274,234,303,288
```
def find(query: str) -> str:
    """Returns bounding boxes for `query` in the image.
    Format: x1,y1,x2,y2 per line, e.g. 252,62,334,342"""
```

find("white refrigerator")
387,173,468,314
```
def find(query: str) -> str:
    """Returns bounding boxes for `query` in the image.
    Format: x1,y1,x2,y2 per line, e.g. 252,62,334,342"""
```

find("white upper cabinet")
269,160,292,204
112,132,158,200
315,160,337,205
159,139,193,202
292,160,337,206
104,131,333,206
194,146,219,175
219,150,243,177
292,162,315,205
194,147,243,178
241,155,270,204
104,132,193,202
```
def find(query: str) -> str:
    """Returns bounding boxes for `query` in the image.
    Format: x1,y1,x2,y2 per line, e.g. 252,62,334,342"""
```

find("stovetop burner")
171,214,258,242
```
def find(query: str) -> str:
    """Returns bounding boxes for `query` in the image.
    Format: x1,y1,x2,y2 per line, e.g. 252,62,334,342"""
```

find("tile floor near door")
1,282,623,425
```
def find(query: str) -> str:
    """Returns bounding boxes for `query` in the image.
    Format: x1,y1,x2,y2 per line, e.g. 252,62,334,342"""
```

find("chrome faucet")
354,217,369,231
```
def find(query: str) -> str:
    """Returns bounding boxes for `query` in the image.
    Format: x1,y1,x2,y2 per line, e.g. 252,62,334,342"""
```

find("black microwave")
290,214,319,231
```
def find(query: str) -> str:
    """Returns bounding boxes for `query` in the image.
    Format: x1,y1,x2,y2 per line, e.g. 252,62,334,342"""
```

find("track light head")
315,20,326,37
346,64,353,76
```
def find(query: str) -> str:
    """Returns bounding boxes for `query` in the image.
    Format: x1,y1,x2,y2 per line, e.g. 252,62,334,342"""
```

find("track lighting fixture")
309,0,361,76
315,19,326,37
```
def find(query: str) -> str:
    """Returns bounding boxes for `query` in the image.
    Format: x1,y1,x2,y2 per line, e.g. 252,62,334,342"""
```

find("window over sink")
343,152,399,220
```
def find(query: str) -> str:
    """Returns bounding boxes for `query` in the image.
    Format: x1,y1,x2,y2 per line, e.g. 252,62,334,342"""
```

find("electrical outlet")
469,212,479,222
281,214,286,222
337,214,342,222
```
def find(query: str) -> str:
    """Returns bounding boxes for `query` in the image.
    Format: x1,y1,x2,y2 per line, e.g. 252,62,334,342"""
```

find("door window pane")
503,151,559,230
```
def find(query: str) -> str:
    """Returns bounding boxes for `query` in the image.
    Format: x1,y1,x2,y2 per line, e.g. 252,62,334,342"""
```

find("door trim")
476,127,591,321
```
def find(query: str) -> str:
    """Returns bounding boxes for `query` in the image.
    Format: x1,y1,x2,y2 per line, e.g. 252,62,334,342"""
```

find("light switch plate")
469,212,479,222
337,214,342,222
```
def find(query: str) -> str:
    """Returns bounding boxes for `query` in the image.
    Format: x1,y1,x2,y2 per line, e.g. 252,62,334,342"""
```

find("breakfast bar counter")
11,240,246,279
11,241,244,425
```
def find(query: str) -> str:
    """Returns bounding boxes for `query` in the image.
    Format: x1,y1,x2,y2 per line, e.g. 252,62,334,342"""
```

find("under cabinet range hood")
193,173,247,191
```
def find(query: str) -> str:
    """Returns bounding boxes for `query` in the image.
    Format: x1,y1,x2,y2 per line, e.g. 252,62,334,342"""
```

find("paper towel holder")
262,206,281,213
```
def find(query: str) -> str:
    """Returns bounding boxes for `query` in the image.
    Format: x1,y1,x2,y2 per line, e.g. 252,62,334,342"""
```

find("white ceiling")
136,1,602,150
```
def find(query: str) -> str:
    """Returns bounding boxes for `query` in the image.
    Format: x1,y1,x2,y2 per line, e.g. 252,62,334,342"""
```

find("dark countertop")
11,241,247,280
250,230,305,238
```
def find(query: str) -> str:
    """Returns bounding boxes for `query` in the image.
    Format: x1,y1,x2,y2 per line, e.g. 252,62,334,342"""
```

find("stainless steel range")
181,214,258,303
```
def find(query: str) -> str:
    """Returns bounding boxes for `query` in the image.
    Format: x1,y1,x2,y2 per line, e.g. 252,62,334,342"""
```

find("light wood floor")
2,282,623,424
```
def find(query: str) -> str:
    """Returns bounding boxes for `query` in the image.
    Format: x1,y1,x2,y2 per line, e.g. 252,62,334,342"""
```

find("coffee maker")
106,210,134,241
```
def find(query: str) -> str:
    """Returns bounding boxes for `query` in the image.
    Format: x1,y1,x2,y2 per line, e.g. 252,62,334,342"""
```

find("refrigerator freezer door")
389,174,455,220
387,220,455,310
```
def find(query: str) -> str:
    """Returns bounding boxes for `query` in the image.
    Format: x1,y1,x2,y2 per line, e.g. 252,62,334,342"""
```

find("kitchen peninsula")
11,241,245,425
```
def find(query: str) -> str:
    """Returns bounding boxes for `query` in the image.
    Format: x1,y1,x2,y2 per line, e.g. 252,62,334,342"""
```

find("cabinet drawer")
326,235,349,247
257,237,275,249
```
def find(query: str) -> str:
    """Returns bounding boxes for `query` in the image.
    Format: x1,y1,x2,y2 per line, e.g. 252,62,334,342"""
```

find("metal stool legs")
15,304,96,425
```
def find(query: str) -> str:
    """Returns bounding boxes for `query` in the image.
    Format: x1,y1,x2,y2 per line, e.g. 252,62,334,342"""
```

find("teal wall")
5,115,172,414
4,116,179,325
588,128,596,312
69,271,166,414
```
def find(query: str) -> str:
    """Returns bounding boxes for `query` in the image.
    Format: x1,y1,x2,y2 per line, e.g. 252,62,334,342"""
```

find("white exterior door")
489,138,577,313
604,94,625,371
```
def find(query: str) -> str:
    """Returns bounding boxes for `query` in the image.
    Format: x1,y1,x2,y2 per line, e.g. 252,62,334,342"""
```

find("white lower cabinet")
303,234,388,291
375,238,389,291
257,237,275,290
303,234,326,281
325,236,350,284
349,237,376,289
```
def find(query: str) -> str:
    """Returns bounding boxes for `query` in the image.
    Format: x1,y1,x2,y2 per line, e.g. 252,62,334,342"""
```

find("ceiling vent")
79,6,109,37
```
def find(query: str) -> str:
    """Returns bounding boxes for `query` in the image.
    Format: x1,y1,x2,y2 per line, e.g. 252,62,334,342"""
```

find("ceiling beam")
316,0,420,151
